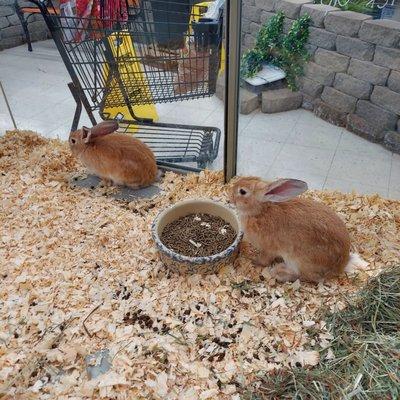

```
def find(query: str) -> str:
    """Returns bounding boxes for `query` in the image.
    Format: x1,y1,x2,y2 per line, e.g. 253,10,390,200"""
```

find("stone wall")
242,0,400,152
0,0,49,51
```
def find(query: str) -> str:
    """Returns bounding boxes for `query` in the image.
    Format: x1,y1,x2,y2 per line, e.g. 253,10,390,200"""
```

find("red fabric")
59,0,129,42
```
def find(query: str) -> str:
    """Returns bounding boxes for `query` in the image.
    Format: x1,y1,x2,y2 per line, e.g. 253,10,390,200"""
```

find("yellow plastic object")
189,1,225,75
102,32,158,132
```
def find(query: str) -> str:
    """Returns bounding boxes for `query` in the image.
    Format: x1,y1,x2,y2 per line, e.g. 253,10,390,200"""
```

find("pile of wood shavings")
0,131,399,400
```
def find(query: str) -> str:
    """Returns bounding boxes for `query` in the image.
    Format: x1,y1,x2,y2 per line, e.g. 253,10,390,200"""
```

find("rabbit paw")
270,262,299,283
100,178,113,187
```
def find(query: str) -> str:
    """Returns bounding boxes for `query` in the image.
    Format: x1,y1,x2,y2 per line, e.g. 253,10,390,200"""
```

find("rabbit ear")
262,179,308,203
82,126,91,143
90,121,119,137
82,121,118,144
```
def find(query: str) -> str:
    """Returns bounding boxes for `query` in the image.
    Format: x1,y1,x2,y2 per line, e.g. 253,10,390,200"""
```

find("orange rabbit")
69,121,158,188
229,177,352,283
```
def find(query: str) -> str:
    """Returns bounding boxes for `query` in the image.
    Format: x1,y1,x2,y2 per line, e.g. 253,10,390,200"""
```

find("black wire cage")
29,0,224,168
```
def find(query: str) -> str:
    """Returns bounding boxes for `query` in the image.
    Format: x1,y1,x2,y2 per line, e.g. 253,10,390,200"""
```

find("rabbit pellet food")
160,213,236,257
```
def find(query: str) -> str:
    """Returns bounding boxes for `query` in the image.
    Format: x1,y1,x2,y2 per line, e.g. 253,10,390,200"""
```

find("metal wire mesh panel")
45,0,223,112
118,120,220,167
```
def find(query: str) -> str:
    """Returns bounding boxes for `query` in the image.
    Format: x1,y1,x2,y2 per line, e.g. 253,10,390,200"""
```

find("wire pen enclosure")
30,0,225,168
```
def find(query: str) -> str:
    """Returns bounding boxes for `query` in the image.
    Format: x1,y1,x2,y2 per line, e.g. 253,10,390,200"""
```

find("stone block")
0,6,13,16
30,29,48,42
250,22,261,36
0,16,9,29
383,131,400,153
314,48,349,72
358,19,400,48
260,11,275,24
29,20,47,31
275,0,313,19
240,88,260,114
298,76,323,98
243,5,261,23
305,43,317,58
313,99,347,126
283,18,295,34
244,34,256,48
18,0,32,6
262,88,303,113
0,35,23,50
387,70,400,93
7,13,21,26
33,13,44,22
333,73,372,99
335,35,375,61
348,59,389,85
217,74,261,115
370,86,400,115
0,0,14,5
304,61,335,85
346,114,384,142
242,18,251,34
324,11,371,37
300,4,339,28
321,86,357,113
1,24,23,37
373,46,400,70
302,94,315,111
308,26,336,50
255,0,276,12
356,100,398,131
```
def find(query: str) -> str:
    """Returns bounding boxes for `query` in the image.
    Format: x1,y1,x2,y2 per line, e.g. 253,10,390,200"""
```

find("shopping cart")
28,0,224,169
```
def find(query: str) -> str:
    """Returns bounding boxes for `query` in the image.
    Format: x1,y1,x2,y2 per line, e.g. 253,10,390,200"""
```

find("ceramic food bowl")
152,199,243,275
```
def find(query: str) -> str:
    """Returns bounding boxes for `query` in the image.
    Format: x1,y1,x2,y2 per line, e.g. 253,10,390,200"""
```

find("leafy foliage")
241,12,311,91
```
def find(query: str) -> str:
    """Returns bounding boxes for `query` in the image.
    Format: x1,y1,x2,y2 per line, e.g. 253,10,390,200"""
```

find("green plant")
276,15,311,90
240,12,311,91
240,12,285,78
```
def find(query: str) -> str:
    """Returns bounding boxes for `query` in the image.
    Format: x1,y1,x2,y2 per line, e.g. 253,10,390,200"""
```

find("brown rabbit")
69,121,158,188
229,177,353,283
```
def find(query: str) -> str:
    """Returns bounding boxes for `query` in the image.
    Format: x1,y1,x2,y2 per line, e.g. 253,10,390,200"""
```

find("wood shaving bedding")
0,131,399,399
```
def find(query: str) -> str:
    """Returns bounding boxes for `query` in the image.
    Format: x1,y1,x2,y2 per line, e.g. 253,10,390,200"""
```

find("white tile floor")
0,40,399,199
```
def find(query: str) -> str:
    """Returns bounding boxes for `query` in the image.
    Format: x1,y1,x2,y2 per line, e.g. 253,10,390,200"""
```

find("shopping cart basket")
28,0,224,169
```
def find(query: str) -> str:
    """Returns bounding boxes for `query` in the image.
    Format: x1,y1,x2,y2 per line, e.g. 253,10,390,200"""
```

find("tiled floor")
0,40,399,199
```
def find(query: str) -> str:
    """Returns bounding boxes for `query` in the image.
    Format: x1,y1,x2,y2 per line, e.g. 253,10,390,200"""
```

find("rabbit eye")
70,138,76,144
239,189,247,195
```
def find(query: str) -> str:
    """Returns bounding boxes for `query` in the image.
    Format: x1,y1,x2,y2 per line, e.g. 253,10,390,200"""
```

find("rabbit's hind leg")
270,261,300,283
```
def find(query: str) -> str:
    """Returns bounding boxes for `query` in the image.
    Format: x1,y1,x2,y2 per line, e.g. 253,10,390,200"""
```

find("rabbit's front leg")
240,241,276,267
100,178,113,187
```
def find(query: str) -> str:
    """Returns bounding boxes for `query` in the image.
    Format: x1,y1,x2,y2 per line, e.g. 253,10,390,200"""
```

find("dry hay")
0,131,399,399
240,265,400,399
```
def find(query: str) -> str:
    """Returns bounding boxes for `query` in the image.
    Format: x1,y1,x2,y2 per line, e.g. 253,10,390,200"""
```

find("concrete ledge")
324,11,372,37
358,19,400,48
300,3,339,28
274,0,313,19
262,88,302,113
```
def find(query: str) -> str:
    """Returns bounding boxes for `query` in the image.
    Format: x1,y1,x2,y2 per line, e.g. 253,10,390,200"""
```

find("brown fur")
229,177,351,283
69,128,157,188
